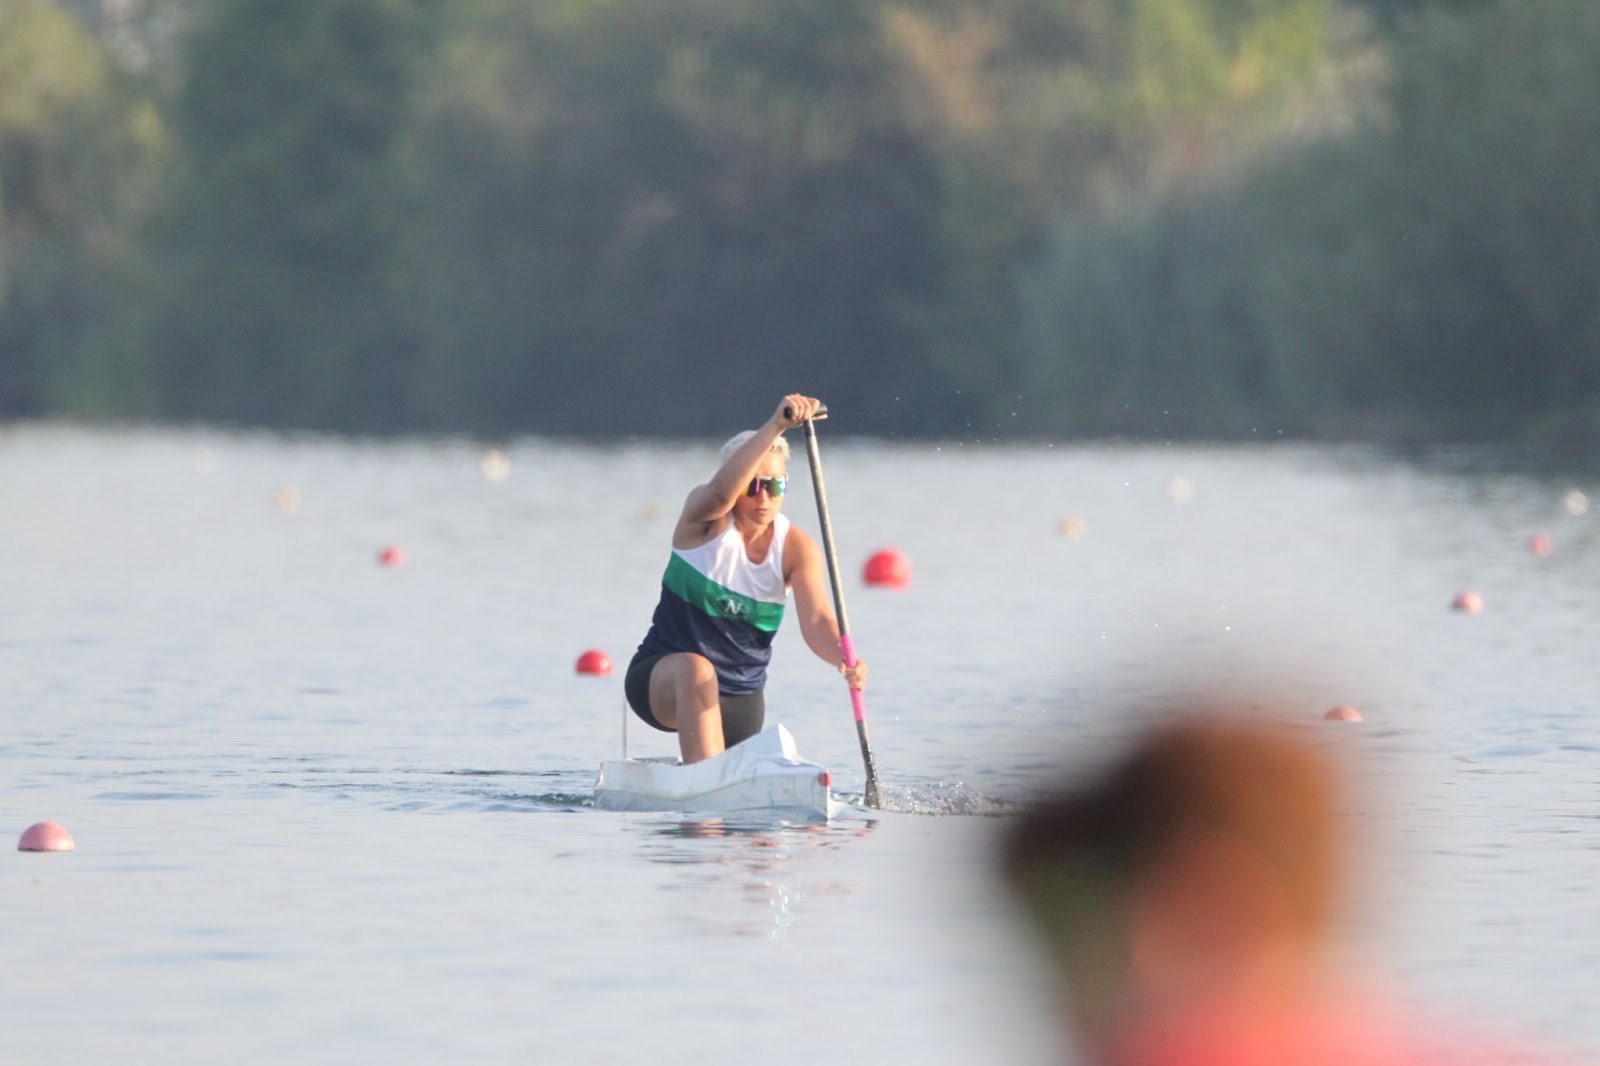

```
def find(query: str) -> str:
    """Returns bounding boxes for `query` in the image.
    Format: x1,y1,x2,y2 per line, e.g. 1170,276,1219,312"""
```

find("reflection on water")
641,815,874,845
625,815,877,940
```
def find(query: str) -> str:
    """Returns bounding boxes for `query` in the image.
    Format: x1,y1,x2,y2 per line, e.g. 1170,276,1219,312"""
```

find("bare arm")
673,394,823,545
786,527,869,690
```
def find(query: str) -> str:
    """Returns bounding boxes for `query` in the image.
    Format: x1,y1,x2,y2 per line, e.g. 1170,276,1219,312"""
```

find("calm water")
4,423,1598,1064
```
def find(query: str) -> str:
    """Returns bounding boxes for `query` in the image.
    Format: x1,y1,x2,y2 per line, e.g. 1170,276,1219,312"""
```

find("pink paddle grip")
839,633,867,723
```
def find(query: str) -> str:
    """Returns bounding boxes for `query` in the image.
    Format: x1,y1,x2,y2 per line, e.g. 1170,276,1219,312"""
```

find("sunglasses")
744,475,788,498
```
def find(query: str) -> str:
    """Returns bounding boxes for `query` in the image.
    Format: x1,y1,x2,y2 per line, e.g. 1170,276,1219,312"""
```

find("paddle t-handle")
799,407,883,809
784,402,829,422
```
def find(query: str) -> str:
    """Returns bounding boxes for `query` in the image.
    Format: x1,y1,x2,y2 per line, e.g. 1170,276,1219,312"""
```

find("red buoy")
18,821,75,852
863,548,912,589
378,545,406,568
1451,590,1484,613
1323,705,1363,723
576,649,612,676
1528,532,1552,557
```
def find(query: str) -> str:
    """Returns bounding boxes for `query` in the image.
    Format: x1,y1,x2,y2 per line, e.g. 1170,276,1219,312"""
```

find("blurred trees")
1,0,1597,443
1005,0,1600,443
131,0,437,431
0,0,165,413
391,0,946,435
883,0,1342,429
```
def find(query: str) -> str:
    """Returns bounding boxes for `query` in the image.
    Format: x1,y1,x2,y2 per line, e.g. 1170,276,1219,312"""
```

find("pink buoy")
1323,705,1363,723
863,548,912,590
576,649,612,676
377,545,406,568
1527,532,1552,557
18,821,75,852
1451,590,1484,614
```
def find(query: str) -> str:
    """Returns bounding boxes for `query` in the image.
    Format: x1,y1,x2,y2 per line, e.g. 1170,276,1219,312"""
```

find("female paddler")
625,394,868,764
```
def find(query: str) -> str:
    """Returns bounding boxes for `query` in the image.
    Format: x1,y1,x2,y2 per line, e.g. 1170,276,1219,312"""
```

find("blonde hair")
719,430,791,465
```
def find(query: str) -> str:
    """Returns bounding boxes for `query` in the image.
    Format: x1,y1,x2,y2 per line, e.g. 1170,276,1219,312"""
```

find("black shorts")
624,650,766,748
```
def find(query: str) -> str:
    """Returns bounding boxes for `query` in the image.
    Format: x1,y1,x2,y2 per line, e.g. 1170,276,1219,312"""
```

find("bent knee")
662,652,718,687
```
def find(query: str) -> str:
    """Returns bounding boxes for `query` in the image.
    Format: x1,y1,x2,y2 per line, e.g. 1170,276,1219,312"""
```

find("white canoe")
593,723,842,822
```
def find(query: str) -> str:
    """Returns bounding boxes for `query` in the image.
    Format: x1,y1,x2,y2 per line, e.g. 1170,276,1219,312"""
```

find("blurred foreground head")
998,711,1347,1064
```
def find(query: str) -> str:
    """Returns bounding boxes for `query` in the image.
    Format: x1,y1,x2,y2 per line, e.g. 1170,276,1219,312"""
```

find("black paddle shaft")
798,409,883,809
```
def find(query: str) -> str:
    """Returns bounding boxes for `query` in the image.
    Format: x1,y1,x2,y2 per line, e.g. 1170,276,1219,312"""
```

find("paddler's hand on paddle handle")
777,395,827,428
839,657,868,691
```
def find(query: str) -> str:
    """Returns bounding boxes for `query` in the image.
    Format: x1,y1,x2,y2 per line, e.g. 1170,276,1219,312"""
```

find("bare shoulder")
782,523,821,577
672,484,730,549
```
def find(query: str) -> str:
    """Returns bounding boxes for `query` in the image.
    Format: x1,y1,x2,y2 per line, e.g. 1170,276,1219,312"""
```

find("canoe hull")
593,723,841,822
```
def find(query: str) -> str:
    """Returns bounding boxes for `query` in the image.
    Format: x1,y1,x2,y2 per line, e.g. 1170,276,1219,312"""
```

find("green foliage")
106,0,1346,437
1346,0,1495,32
6,0,1599,444
0,0,164,414
1008,0,1600,442
886,0,1339,430
390,0,946,436
126,0,437,430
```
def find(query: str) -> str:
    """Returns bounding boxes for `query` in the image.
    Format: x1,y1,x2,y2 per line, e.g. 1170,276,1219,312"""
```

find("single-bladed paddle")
791,403,883,809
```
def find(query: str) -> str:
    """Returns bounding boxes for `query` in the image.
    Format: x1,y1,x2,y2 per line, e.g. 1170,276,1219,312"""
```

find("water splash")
844,780,1020,817
258,761,1022,818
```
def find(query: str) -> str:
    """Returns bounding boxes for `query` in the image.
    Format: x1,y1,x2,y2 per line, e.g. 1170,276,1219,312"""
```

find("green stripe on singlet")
662,553,786,633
